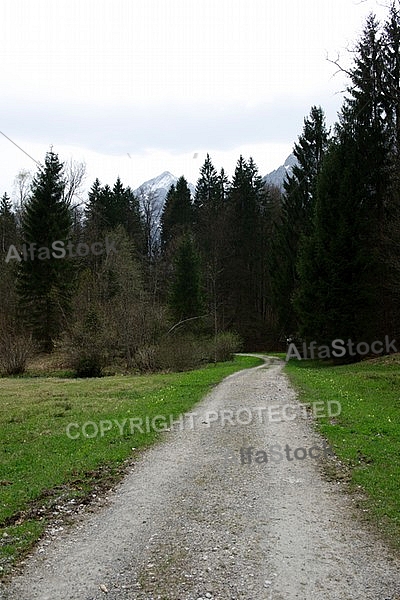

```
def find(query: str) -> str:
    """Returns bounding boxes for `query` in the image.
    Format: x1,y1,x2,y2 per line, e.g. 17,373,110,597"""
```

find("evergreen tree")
17,151,74,351
224,156,265,345
123,186,145,253
169,235,202,322
85,177,144,255
270,106,329,336
0,193,17,254
295,15,390,346
381,3,400,329
0,194,18,328
160,176,193,250
84,178,103,234
194,155,229,337
382,2,400,164
194,153,220,212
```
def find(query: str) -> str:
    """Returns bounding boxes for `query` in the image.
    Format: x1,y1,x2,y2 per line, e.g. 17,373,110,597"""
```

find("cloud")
1,93,342,158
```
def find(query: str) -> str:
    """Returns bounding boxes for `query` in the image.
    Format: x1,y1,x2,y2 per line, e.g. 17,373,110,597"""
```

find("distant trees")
1,3,400,371
85,176,144,253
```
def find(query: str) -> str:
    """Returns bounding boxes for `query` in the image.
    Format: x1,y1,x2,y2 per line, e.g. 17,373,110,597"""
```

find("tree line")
1,3,399,374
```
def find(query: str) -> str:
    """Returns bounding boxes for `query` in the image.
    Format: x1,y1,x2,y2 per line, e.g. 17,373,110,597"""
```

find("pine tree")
17,151,74,351
84,178,104,235
124,186,145,253
270,106,329,336
0,193,17,255
224,156,265,345
0,194,18,327
160,176,193,250
169,235,202,322
295,15,389,346
194,154,220,213
194,155,229,337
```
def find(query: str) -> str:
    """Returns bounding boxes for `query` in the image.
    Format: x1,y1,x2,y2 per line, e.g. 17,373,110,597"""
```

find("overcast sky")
0,0,390,200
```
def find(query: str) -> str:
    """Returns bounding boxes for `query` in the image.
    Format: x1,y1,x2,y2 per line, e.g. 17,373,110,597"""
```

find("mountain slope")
134,171,195,211
262,153,297,190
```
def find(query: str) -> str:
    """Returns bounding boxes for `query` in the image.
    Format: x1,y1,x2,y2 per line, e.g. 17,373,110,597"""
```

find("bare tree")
13,169,32,209
137,185,162,259
63,159,87,207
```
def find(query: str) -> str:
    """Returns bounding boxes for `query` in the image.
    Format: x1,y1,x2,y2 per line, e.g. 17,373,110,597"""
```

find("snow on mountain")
134,171,195,211
262,153,298,191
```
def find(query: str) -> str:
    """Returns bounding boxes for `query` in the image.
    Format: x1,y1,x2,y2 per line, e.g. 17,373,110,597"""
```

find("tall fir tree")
0,193,17,255
295,14,390,347
224,156,265,346
160,176,193,251
270,106,329,337
194,155,228,335
169,235,203,322
17,151,74,351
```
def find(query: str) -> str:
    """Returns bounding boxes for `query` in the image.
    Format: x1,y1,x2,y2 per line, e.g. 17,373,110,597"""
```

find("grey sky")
0,0,389,196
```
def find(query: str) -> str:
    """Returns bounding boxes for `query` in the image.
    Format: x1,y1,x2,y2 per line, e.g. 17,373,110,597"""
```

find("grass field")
0,354,262,577
2,351,399,576
285,354,400,550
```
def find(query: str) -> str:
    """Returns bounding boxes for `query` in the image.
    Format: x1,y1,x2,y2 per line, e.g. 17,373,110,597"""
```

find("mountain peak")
263,153,297,190
137,171,177,191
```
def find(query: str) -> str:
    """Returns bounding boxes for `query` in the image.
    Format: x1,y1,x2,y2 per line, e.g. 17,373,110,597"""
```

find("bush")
65,308,109,378
134,345,158,372
154,334,208,372
209,331,243,362
134,332,243,373
72,353,104,378
0,325,35,375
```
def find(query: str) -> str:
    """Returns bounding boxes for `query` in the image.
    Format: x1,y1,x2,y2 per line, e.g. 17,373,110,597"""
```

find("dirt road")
1,356,400,599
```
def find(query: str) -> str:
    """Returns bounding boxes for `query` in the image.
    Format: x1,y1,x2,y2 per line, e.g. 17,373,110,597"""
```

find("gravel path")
1,356,400,600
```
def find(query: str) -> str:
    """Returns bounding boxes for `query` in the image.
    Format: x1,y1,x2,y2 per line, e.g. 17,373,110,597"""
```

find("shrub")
134,345,158,372
210,331,243,362
0,325,35,375
154,334,208,372
65,308,109,378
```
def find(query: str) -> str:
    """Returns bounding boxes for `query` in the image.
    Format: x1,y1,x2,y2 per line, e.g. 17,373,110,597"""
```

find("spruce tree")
270,106,329,336
295,15,389,346
224,156,265,345
17,151,74,351
84,178,104,235
194,155,229,337
160,176,193,251
169,235,202,322
0,193,17,255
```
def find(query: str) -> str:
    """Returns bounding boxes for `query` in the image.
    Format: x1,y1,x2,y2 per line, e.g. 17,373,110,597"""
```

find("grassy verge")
284,355,400,550
0,354,262,577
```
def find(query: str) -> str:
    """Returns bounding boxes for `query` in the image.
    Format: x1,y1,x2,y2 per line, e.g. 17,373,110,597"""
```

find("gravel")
1,355,400,600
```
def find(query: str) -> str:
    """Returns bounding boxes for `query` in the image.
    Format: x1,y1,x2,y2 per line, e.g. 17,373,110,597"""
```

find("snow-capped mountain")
134,171,195,210
262,153,297,190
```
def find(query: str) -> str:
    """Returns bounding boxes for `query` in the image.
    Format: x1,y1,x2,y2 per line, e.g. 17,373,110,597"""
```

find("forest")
0,4,400,376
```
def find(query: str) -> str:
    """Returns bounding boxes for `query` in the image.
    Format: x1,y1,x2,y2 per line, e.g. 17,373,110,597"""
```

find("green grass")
0,354,262,576
285,355,400,549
